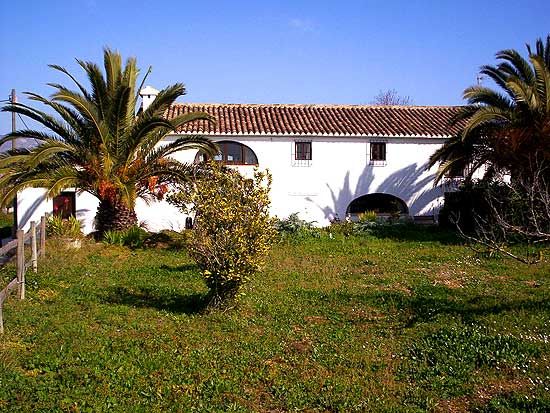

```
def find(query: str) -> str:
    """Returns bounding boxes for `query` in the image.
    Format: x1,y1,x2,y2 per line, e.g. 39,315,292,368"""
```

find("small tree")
168,162,277,307
371,89,413,106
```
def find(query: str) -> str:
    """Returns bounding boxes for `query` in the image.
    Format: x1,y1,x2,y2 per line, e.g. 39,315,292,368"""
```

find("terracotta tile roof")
165,103,464,138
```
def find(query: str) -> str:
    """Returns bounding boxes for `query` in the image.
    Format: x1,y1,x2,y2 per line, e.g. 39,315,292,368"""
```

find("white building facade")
17,99,463,233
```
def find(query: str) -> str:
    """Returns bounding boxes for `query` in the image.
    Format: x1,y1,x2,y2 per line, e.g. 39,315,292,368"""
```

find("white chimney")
139,85,159,111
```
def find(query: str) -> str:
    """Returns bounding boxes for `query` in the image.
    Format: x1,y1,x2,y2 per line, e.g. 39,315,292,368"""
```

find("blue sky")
0,0,549,133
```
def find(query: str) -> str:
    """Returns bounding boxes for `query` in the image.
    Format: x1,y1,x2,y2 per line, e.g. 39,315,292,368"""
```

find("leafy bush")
357,210,377,223
168,161,277,306
328,220,355,236
46,215,83,238
102,226,148,248
273,213,320,239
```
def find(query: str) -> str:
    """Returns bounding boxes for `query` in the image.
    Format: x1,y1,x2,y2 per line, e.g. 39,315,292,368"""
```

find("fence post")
16,229,25,300
31,221,38,273
40,215,46,257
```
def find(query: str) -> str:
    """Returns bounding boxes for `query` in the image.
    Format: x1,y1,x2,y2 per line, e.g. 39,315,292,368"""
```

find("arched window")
195,141,258,165
347,193,409,215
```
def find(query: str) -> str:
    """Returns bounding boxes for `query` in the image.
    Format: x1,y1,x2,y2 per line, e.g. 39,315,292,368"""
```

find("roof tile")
165,103,464,138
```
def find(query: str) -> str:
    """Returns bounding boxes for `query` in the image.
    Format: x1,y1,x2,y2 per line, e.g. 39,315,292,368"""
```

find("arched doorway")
195,140,258,165
346,193,409,215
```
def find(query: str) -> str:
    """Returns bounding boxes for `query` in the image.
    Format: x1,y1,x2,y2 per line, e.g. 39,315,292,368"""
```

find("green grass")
1,228,549,412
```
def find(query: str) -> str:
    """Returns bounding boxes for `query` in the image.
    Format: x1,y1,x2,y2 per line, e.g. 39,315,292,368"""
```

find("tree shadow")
19,193,46,230
309,160,457,222
366,223,463,244
294,287,549,327
101,285,209,314
398,291,550,327
143,231,188,250
159,263,199,272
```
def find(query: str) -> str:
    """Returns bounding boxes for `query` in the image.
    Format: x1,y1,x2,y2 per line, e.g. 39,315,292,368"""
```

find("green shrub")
273,213,320,239
102,230,125,246
168,162,277,306
357,210,377,223
46,215,83,238
102,226,148,248
327,220,355,237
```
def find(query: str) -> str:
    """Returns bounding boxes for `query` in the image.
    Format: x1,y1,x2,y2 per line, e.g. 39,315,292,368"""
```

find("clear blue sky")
0,0,548,133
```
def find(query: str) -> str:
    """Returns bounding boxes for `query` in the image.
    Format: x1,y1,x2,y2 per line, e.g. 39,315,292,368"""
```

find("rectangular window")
53,192,76,219
295,142,312,160
370,142,386,162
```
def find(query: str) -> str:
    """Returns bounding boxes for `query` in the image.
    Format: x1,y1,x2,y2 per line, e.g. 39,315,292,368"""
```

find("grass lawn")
1,227,549,412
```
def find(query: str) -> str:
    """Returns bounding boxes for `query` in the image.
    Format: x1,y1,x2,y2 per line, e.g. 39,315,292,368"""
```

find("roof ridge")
171,102,463,110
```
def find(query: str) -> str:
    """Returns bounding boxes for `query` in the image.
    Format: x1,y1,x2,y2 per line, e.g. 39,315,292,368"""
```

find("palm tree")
0,48,217,235
429,36,550,183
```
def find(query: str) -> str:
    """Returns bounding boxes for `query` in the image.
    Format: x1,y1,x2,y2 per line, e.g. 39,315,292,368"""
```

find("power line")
17,113,30,130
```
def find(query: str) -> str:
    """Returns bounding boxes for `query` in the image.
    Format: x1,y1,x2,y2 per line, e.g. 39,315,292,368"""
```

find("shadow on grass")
398,293,550,327
101,285,209,314
143,231,188,250
295,286,549,326
159,263,199,273
367,224,463,245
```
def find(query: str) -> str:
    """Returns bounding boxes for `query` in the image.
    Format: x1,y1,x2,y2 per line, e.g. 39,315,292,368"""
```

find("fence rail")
0,216,47,334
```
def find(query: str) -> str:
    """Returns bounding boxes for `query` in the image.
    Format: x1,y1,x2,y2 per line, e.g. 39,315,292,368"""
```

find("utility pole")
10,89,18,236
11,89,16,150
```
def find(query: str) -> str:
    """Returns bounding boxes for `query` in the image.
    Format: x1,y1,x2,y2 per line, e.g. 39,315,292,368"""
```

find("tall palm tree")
0,48,217,235
429,36,550,183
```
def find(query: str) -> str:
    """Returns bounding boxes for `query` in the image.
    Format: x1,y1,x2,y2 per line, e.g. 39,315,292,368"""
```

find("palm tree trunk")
95,199,138,235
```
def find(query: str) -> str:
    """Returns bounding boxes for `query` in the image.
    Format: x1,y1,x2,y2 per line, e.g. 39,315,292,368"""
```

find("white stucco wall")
167,134,451,226
16,134,454,233
17,189,98,233
17,189,188,234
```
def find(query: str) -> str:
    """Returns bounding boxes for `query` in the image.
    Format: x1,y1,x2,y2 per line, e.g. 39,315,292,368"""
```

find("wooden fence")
0,216,47,334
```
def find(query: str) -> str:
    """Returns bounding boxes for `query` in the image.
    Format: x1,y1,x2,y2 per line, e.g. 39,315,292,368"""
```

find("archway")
346,193,409,215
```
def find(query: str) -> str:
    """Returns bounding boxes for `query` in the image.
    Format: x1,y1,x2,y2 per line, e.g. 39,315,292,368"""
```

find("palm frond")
77,59,108,118
103,47,122,92
462,106,509,138
480,65,510,92
142,83,186,117
145,135,218,164
2,101,79,143
531,55,550,111
496,49,535,84
48,64,92,100
463,86,512,109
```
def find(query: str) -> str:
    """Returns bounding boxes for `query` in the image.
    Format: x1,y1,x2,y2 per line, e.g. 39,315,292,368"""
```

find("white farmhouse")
16,90,463,233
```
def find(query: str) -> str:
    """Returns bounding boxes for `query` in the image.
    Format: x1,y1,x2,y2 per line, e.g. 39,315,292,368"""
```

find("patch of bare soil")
434,376,531,412
303,315,328,324
379,283,412,295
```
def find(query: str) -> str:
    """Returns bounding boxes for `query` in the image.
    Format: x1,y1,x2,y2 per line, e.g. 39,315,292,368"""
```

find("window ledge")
369,160,387,167
292,159,313,167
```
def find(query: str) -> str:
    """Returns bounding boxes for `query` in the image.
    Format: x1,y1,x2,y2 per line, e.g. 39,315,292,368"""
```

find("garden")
0,220,549,412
